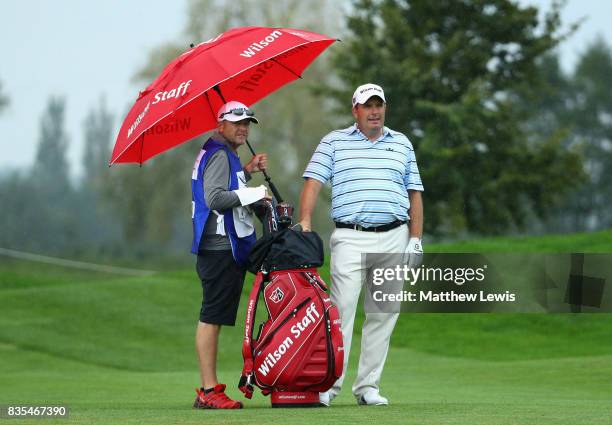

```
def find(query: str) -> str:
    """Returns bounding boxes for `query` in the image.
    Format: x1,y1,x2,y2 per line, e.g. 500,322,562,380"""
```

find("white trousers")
328,225,409,397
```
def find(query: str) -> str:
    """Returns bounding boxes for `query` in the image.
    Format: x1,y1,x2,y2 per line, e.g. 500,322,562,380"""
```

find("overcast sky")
0,0,610,178
0,0,188,177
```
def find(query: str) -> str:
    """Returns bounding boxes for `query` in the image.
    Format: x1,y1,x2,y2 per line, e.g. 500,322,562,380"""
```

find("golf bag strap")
238,272,265,399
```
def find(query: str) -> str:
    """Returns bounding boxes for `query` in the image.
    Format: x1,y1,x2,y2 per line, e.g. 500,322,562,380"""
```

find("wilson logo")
269,288,284,304
240,30,283,58
127,101,150,139
145,118,191,137
257,303,320,377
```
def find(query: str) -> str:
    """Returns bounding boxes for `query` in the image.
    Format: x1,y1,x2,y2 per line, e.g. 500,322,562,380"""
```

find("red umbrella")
110,26,337,166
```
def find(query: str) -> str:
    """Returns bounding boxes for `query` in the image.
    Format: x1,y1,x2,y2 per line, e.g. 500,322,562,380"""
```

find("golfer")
191,101,269,409
299,83,424,406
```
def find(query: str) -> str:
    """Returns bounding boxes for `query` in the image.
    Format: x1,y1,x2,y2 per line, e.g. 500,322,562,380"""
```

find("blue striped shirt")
303,124,424,227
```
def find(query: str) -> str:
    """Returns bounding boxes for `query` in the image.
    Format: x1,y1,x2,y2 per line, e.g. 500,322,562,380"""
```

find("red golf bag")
238,225,344,407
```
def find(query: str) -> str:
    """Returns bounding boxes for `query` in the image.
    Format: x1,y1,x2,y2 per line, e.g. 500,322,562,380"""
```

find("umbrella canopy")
110,26,337,165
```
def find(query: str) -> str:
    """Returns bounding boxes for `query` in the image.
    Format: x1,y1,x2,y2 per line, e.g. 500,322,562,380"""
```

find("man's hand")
298,220,312,232
404,237,423,269
244,153,268,173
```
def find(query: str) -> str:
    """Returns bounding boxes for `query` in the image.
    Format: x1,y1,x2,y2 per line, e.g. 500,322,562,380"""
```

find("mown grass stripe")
0,248,156,276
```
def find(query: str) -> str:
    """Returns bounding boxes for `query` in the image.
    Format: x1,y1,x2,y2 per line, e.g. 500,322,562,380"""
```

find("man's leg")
352,312,399,399
352,225,408,400
328,229,376,397
196,321,221,389
193,250,244,409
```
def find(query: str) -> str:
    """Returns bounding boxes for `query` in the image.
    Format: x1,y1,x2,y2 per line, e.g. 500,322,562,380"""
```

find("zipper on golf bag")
254,322,265,342
253,296,312,354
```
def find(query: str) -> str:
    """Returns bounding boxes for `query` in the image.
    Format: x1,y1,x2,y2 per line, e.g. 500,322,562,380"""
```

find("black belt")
334,220,405,232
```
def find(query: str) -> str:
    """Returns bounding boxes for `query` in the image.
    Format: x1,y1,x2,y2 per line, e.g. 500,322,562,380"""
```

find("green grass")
429,229,612,253
1,230,612,424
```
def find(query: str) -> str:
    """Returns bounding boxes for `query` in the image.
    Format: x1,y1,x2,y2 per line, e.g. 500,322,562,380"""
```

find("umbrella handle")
264,173,284,204
245,139,284,203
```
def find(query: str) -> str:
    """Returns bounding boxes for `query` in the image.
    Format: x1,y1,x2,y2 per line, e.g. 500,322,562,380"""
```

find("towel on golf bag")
238,268,344,398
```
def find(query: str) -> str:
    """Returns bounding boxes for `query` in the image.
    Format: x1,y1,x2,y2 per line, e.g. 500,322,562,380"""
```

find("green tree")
513,51,577,233
0,171,36,250
566,38,612,229
519,39,612,233
32,96,79,253
517,52,573,139
34,96,71,194
82,96,113,190
76,96,123,250
331,0,583,236
0,96,78,254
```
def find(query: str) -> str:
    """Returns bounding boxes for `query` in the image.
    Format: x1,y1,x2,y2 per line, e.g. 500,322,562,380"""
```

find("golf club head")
275,202,293,229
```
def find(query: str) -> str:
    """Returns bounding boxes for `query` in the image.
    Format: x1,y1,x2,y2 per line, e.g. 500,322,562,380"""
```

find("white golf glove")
404,237,423,269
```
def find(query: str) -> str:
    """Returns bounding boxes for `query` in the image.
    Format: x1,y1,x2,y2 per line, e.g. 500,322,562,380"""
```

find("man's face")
352,97,386,138
218,119,251,148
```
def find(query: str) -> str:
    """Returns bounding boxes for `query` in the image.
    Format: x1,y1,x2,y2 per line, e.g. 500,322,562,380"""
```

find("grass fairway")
2,231,612,424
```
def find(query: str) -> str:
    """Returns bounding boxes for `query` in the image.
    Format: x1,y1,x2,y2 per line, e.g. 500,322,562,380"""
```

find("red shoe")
193,384,243,409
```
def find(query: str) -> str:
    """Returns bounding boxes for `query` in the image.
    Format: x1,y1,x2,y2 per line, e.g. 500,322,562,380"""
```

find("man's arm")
204,151,269,210
408,190,423,238
298,178,323,231
204,151,241,211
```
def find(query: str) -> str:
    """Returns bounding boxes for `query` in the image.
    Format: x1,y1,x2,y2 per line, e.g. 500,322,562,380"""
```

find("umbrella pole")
245,139,283,203
212,85,284,203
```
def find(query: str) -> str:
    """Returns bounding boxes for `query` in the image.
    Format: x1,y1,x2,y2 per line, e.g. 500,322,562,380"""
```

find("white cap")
217,101,259,124
352,83,386,107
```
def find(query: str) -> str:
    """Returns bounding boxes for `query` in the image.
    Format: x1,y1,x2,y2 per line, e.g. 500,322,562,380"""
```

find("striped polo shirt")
303,124,424,227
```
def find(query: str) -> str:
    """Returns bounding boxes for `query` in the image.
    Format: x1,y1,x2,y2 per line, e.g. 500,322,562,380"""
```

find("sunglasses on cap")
219,107,255,119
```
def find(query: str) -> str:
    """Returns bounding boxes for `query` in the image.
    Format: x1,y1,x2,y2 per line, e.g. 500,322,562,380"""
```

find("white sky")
0,0,610,178
0,0,187,177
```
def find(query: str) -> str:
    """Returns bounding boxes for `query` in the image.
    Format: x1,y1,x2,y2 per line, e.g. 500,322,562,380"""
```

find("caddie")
191,100,270,409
